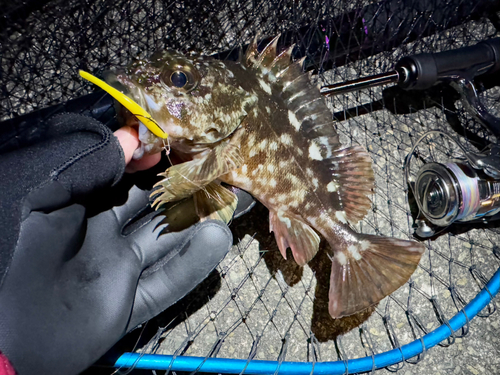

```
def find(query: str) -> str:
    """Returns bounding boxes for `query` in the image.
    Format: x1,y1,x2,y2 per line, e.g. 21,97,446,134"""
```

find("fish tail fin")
327,231,425,318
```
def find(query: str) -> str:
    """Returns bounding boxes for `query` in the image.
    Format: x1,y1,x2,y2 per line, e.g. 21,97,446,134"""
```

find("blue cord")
114,269,500,374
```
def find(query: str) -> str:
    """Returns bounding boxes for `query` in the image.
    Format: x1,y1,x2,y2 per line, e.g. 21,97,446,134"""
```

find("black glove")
0,113,234,375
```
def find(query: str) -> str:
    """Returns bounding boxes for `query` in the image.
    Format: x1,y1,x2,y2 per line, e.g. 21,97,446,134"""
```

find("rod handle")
396,38,500,90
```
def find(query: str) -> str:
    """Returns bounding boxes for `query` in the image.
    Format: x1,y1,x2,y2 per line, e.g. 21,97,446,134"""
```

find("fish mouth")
102,70,131,95
102,71,241,146
101,70,168,139
105,71,197,142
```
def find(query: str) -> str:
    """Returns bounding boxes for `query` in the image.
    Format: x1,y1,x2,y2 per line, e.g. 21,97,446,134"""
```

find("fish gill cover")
0,0,499,372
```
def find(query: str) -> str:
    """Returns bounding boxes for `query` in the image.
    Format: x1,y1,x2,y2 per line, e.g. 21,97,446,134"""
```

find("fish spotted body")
108,36,425,318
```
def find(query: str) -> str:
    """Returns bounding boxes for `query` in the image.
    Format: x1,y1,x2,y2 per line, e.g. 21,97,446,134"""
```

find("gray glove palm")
0,113,235,375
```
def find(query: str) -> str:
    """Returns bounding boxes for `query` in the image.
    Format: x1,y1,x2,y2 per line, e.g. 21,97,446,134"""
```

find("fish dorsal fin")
244,35,341,149
256,38,374,224
244,35,259,66
270,44,295,77
327,146,375,225
257,34,280,69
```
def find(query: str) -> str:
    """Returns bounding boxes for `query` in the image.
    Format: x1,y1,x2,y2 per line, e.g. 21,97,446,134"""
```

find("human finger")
114,126,162,172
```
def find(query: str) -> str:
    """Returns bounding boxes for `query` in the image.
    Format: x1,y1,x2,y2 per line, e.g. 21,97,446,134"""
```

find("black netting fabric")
1,0,500,373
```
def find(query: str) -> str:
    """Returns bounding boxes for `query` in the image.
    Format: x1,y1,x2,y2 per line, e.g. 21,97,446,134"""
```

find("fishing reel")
320,37,500,236
405,131,500,238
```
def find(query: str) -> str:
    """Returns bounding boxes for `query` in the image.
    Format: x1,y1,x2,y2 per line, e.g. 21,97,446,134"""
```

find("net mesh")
1,0,500,373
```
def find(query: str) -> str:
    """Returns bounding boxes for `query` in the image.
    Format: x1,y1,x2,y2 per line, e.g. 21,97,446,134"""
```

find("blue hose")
115,269,500,374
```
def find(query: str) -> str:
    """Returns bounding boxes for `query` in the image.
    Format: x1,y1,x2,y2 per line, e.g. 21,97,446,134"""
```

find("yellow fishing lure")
79,70,168,139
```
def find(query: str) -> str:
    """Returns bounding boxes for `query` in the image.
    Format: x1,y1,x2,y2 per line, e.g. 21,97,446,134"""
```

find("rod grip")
395,38,500,90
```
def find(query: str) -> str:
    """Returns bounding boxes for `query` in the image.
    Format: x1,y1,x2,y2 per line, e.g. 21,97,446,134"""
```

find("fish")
106,36,425,318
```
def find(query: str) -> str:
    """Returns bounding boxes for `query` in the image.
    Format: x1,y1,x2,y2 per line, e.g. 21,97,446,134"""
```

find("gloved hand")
0,113,236,375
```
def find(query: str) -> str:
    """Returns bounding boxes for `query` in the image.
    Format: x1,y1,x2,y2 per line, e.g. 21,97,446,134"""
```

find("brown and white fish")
107,36,425,318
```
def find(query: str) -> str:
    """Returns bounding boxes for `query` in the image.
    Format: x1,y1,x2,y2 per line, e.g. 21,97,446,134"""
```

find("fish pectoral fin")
327,233,425,318
327,146,375,225
151,161,203,208
193,182,238,224
151,139,243,209
269,210,321,266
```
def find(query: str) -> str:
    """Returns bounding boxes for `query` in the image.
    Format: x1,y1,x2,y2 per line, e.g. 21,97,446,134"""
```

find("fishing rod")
321,38,500,138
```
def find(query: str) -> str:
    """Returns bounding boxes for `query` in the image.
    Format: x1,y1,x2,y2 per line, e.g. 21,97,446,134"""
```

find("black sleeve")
0,112,125,287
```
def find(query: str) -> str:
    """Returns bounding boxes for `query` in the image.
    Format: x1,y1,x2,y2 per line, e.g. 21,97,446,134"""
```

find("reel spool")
406,131,500,237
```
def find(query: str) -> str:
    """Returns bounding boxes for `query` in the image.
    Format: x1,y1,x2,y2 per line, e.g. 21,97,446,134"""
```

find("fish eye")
161,63,199,92
170,71,187,88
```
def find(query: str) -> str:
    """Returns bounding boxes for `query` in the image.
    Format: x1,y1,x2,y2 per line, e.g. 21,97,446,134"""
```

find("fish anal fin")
151,137,243,209
269,209,320,266
193,182,238,224
327,146,375,224
328,233,425,318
